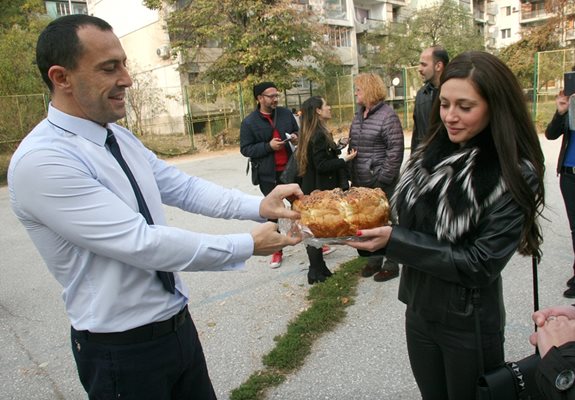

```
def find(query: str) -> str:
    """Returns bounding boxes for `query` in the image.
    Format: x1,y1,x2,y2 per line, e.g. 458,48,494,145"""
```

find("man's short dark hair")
431,46,449,68
36,15,113,92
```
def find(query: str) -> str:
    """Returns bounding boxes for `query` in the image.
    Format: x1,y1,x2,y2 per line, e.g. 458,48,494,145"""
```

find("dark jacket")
545,111,571,174
348,101,404,195
387,133,537,334
536,343,575,400
411,82,438,152
300,130,348,195
240,106,299,184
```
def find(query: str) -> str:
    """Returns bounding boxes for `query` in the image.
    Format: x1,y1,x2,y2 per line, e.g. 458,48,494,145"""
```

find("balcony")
520,8,551,22
355,18,406,35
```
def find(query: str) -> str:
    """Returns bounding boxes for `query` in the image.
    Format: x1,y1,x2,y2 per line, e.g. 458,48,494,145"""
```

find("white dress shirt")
8,105,264,332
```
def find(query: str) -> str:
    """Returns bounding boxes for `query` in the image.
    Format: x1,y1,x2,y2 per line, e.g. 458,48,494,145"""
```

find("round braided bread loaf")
292,187,390,238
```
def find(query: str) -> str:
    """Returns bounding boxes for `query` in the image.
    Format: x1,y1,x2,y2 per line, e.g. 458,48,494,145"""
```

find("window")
45,1,88,18
325,0,347,20
355,8,369,23
503,6,511,16
326,26,351,47
501,28,511,39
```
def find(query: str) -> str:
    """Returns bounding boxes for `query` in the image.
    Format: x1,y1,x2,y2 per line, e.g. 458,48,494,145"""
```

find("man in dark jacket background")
240,82,299,268
411,46,449,153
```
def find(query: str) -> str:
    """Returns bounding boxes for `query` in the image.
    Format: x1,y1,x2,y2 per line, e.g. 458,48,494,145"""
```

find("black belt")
562,166,575,175
72,305,189,345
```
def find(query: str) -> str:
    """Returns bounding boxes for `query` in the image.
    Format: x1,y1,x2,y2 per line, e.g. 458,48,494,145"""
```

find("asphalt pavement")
0,136,572,400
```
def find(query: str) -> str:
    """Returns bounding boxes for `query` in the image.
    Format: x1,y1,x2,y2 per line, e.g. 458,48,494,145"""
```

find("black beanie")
253,82,277,99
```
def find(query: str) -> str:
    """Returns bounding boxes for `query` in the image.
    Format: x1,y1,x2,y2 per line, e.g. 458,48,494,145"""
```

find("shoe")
361,264,381,278
564,286,575,298
269,251,283,269
373,269,399,282
308,269,328,285
320,264,333,278
567,276,575,287
322,245,336,256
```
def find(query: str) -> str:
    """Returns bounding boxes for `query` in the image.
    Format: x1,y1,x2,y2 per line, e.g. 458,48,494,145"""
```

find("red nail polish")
356,230,362,237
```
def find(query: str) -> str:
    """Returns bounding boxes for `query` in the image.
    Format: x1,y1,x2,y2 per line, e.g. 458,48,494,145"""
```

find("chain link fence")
533,48,575,131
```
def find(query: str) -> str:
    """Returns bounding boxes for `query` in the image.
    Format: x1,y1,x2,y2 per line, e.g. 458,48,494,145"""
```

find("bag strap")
474,256,539,374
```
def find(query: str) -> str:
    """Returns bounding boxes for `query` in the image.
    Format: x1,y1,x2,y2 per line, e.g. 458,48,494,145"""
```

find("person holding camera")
530,305,575,398
546,79,575,298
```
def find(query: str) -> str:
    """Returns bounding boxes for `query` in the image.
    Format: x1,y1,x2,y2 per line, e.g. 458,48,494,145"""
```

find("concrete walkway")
0,136,571,399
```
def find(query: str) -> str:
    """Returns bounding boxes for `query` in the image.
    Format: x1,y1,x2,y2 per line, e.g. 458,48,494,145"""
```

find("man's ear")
47,65,71,92
435,62,444,72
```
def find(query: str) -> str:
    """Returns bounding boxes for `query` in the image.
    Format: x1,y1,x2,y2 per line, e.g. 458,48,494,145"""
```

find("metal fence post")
532,52,538,121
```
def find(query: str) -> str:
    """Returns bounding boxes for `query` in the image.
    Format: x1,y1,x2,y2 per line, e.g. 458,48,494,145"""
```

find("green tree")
361,0,484,75
0,0,49,95
0,0,45,30
498,21,560,89
144,0,340,89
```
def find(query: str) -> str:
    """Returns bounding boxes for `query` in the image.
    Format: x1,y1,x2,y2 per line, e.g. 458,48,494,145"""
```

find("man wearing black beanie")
240,82,299,268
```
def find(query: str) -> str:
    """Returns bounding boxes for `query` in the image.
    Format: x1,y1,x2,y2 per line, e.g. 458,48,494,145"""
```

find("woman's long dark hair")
425,51,545,258
297,96,335,176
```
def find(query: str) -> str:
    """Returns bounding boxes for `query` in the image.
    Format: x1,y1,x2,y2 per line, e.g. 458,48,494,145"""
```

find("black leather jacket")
386,165,537,333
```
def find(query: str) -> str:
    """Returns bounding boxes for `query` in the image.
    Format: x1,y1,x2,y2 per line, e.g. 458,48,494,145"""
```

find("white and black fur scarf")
392,132,506,243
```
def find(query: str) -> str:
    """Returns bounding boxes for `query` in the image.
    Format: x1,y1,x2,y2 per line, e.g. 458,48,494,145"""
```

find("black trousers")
560,172,575,273
405,308,504,400
71,312,216,400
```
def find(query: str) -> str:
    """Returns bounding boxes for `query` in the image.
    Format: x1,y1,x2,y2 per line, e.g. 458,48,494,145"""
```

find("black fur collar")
393,131,506,242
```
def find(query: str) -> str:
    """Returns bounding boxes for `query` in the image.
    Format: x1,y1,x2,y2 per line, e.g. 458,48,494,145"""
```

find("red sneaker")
269,251,283,268
322,245,336,256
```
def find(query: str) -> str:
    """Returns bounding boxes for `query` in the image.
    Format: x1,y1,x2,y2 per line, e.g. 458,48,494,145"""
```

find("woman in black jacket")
347,52,545,399
296,96,357,284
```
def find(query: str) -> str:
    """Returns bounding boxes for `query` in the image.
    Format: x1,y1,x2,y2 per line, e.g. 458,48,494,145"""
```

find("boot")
306,245,330,284
308,266,328,285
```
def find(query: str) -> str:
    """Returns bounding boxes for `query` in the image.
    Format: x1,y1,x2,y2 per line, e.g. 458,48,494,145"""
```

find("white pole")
68,0,73,15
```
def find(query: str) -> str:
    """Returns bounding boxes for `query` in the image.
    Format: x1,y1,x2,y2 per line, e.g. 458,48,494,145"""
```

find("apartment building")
79,0,566,133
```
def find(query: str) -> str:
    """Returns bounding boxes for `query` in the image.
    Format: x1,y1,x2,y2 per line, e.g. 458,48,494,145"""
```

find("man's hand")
532,305,575,328
270,137,285,151
251,221,302,256
260,183,303,220
529,315,575,358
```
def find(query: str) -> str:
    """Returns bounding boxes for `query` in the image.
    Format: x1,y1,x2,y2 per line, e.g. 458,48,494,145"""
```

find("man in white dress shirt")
8,15,302,400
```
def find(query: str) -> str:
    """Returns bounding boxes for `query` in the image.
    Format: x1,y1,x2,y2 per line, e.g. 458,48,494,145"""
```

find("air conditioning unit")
156,45,170,59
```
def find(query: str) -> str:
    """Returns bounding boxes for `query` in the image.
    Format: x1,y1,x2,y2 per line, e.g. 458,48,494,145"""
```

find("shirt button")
555,369,575,391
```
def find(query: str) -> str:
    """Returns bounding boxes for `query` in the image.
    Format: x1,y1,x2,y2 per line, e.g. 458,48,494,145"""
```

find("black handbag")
476,256,543,399
246,158,259,186
279,152,298,184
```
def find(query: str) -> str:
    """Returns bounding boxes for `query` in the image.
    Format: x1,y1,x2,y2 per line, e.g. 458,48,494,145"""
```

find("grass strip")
229,257,366,400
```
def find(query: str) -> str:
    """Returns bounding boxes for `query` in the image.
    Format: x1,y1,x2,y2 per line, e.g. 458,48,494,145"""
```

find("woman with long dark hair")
347,51,545,399
297,96,357,284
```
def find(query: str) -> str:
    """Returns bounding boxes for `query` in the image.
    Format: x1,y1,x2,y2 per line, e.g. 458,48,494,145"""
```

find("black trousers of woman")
560,172,575,274
405,308,504,400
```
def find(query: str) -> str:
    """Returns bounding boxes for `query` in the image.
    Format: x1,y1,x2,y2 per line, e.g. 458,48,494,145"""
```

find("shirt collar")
47,103,109,147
